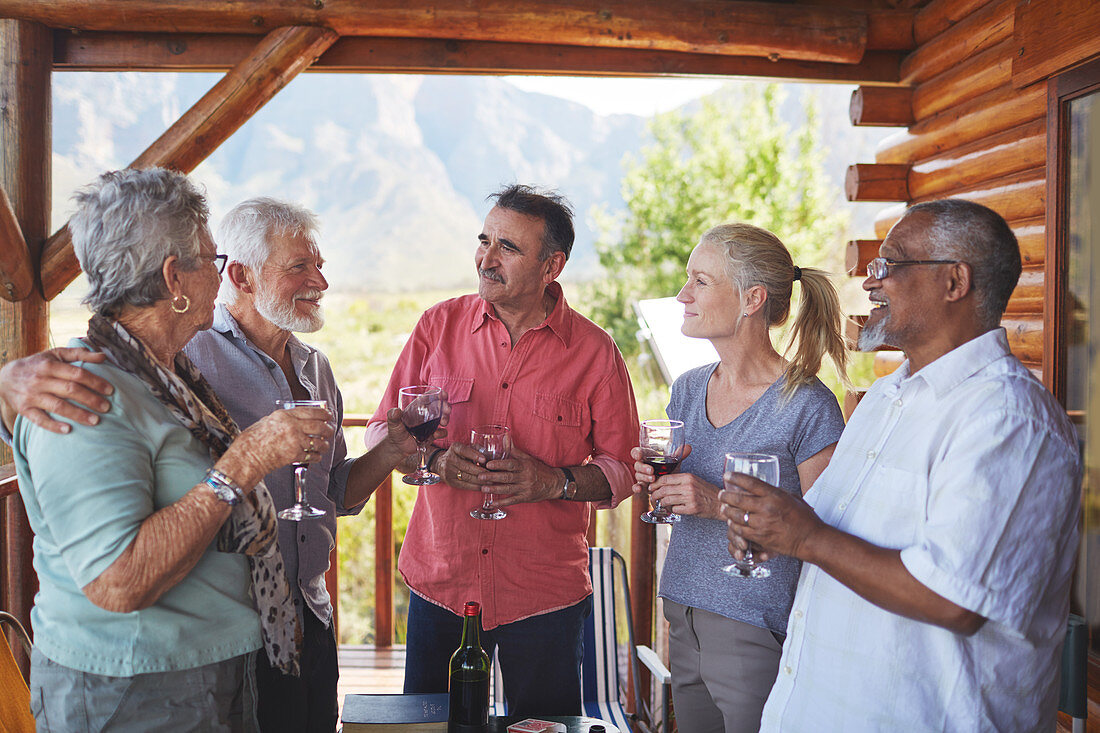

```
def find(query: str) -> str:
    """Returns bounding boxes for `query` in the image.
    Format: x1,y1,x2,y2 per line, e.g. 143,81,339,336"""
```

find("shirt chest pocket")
859,464,928,548
429,376,474,405
533,391,584,428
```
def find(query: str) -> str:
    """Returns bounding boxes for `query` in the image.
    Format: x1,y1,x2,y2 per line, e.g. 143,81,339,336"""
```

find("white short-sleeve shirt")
761,328,1081,732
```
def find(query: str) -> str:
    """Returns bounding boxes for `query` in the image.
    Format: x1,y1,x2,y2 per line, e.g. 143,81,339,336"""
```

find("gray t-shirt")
658,363,844,634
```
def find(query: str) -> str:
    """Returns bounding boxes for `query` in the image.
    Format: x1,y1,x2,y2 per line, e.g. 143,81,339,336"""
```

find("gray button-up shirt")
183,304,360,626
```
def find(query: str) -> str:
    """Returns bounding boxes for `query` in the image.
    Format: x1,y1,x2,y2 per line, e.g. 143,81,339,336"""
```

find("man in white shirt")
720,199,1081,731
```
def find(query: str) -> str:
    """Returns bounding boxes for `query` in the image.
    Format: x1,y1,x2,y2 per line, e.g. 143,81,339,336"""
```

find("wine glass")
639,419,686,524
721,452,779,579
469,424,510,520
276,399,329,521
399,385,444,485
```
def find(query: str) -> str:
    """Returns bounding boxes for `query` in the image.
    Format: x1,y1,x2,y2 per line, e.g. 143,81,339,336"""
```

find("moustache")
294,290,325,302
479,269,504,284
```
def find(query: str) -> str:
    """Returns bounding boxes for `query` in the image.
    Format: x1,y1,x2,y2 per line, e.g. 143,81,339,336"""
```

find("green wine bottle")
448,601,490,732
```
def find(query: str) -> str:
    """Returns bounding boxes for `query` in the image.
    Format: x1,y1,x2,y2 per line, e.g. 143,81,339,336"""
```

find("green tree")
584,83,848,356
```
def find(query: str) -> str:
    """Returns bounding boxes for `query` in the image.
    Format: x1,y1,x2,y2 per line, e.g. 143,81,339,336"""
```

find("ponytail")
784,267,850,396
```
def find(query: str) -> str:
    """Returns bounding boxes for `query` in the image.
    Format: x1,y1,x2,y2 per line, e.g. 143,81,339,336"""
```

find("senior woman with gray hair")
12,168,332,731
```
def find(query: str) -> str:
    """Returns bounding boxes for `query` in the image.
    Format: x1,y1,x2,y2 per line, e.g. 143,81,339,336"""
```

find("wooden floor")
337,645,407,722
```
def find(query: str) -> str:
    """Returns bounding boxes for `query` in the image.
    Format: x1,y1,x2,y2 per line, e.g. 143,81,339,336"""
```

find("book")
341,693,449,732
507,720,567,733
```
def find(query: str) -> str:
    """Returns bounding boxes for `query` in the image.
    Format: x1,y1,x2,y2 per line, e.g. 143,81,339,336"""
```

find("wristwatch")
559,466,578,501
204,468,246,506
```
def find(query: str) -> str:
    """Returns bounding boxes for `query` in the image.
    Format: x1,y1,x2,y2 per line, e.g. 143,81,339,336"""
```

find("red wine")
643,455,680,477
406,417,440,443
449,602,490,732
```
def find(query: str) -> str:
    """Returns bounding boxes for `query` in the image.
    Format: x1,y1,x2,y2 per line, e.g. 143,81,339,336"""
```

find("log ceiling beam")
51,32,906,85
39,24,338,300
0,185,34,301
0,1,919,64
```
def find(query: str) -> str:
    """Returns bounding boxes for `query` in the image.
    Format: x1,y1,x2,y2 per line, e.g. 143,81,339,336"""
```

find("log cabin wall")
848,0,1047,379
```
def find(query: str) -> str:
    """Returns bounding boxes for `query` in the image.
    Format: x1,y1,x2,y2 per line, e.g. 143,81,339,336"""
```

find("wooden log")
875,83,1045,165
914,0,993,46
849,86,913,127
630,493,655,689
0,1,872,64
866,9,915,51
373,474,394,647
845,239,880,276
0,185,34,301
53,31,908,85
907,118,1046,200
873,167,1045,238
900,0,1013,86
846,163,910,202
40,25,338,301
1004,267,1044,315
1013,0,1100,89
911,37,1013,120
0,18,51,681
867,216,1046,262
1002,316,1042,364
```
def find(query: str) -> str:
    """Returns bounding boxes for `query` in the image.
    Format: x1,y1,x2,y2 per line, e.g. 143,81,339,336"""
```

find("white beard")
255,286,324,333
857,312,889,351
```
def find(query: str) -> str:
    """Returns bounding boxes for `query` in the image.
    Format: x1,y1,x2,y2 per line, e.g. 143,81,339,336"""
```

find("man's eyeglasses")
867,257,959,280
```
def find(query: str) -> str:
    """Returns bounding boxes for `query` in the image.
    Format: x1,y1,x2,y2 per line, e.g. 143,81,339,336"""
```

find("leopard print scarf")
85,314,301,675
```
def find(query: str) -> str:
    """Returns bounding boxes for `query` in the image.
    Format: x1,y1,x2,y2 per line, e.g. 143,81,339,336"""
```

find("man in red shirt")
365,184,638,716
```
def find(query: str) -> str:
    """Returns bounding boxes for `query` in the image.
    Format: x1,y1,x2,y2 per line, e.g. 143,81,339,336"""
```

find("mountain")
50,72,891,293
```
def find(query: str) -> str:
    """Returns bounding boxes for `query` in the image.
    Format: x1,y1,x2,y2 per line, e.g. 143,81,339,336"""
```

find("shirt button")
794,610,803,619
784,666,793,675
893,399,903,407
838,503,847,511
481,549,489,555
501,382,509,390
866,450,876,460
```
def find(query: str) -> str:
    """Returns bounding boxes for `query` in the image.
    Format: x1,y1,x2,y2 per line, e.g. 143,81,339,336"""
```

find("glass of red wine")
721,452,779,579
399,385,444,485
469,424,510,520
639,419,685,524
276,399,329,521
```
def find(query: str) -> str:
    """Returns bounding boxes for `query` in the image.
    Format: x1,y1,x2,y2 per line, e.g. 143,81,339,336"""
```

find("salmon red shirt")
367,283,638,629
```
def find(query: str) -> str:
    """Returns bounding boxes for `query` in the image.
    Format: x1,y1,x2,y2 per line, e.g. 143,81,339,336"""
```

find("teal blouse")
13,341,261,676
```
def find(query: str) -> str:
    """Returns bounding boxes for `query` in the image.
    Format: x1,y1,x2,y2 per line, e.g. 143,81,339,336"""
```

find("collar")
887,328,1011,399
211,302,314,372
473,281,572,347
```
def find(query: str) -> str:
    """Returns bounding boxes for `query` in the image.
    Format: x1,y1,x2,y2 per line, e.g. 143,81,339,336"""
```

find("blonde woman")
633,223,847,732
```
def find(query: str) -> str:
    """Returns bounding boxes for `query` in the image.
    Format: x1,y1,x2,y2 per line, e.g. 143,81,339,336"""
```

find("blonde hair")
701,223,849,396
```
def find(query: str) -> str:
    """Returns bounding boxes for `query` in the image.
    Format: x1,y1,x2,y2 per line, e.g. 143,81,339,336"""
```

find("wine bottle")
448,601,491,732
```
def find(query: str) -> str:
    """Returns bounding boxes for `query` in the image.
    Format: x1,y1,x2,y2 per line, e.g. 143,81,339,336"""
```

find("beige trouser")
664,600,784,733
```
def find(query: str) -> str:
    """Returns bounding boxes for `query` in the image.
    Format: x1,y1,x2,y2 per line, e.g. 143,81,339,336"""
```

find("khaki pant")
664,600,784,733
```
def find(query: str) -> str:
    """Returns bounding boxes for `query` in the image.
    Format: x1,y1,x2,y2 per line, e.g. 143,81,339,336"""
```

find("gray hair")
71,168,209,318
906,199,1021,329
488,184,575,261
217,197,320,304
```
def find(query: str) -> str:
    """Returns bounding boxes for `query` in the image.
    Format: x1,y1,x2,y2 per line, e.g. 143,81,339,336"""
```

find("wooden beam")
39,25,338,301
373,475,394,647
913,0,991,46
0,185,34,301
53,31,907,85
1004,267,1044,316
2,0,876,64
845,239,880,275
1012,0,1100,89
846,163,910,201
0,18,50,681
849,86,913,126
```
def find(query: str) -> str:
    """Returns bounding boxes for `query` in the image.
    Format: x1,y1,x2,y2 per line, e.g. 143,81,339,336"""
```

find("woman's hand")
218,404,335,490
649,471,723,520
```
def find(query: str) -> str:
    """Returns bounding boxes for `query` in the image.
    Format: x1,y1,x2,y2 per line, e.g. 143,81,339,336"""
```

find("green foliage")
583,83,848,357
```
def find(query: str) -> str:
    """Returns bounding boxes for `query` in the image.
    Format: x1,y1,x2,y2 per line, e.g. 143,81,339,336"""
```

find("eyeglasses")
204,253,228,274
867,257,959,280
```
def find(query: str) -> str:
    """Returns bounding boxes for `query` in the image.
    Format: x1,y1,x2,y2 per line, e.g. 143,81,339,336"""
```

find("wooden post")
0,185,34,301
0,19,50,678
845,163,910,201
374,474,394,647
630,494,655,703
849,86,913,127
39,24,339,300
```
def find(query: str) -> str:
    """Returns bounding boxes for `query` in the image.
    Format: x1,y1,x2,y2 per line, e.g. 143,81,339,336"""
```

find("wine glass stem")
417,443,428,472
294,465,307,504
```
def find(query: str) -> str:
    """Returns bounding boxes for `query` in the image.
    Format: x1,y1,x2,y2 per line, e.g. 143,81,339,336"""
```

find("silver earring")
742,312,749,317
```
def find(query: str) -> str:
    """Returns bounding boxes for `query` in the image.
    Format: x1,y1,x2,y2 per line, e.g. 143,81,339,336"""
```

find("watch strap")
559,466,577,501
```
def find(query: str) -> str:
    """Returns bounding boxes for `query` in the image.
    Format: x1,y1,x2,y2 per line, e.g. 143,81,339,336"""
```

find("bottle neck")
459,612,481,649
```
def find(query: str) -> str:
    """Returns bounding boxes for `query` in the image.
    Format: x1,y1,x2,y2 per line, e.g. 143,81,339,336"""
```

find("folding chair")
1059,614,1087,733
490,548,672,733
0,611,35,733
